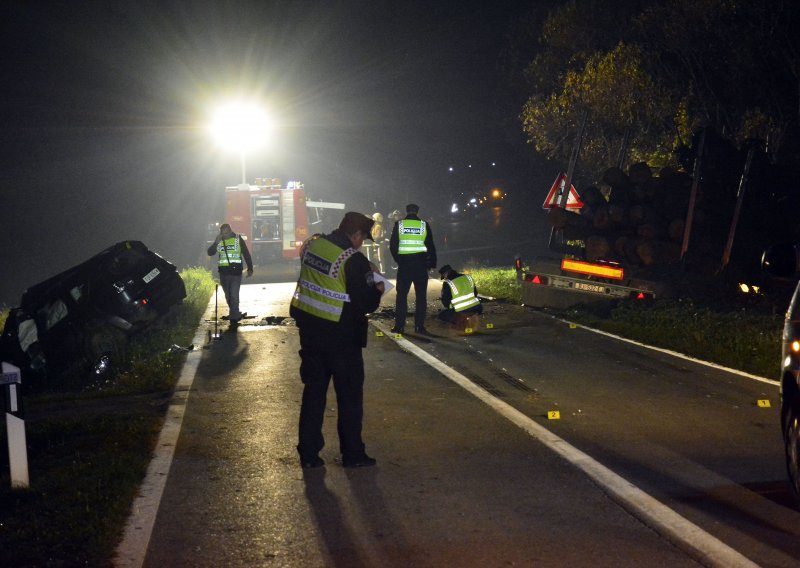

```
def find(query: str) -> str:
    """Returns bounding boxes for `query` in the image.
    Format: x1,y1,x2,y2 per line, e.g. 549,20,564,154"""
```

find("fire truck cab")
216,178,344,267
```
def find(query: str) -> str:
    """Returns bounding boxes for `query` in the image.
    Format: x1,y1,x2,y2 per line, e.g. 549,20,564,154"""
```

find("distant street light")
209,101,272,184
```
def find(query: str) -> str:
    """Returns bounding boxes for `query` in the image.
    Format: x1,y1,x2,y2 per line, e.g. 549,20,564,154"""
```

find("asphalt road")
121,280,800,567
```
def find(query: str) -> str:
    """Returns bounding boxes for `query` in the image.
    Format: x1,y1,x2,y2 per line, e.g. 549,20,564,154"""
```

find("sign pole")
2,361,29,489
558,110,588,209
549,110,588,250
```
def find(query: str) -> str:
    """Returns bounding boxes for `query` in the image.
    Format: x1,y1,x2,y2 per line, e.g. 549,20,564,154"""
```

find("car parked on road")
0,240,186,384
761,243,800,506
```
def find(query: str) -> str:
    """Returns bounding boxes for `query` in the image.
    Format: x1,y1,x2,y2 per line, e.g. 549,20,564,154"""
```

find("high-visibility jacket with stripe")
217,236,242,267
291,236,355,323
397,219,427,255
445,274,480,312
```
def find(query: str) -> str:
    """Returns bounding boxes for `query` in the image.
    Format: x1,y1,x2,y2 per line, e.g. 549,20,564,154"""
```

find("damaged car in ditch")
0,240,186,385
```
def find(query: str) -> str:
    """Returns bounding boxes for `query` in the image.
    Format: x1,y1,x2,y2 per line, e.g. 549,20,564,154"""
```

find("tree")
512,0,800,175
635,0,800,162
522,42,677,176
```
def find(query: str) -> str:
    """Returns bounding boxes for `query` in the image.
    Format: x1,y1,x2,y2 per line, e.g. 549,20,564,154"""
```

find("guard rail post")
2,361,29,489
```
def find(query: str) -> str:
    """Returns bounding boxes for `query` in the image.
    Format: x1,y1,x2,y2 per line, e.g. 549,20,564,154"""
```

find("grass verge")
0,267,215,567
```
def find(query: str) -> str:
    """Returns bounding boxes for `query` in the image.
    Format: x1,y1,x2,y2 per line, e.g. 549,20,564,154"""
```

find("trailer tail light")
561,259,624,280
630,291,652,301
514,257,524,281
525,274,548,285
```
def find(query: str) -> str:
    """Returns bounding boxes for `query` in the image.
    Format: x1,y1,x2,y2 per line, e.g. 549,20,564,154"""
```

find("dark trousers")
297,338,366,460
219,272,242,318
394,264,429,330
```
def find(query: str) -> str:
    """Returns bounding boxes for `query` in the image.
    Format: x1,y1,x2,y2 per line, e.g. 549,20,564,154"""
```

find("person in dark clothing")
290,212,385,469
437,264,482,324
207,223,254,323
389,203,437,334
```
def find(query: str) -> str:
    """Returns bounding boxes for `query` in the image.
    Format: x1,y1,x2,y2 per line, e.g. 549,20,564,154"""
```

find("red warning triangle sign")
543,173,584,210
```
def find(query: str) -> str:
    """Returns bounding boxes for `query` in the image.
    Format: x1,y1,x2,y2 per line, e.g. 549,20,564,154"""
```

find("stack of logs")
547,162,694,266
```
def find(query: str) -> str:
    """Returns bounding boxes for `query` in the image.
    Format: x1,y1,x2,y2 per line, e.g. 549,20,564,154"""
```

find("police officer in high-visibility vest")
207,223,253,323
290,212,385,469
389,203,437,334
437,264,482,324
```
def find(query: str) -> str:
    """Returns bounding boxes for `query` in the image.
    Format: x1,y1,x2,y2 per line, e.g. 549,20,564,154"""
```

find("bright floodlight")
209,101,271,154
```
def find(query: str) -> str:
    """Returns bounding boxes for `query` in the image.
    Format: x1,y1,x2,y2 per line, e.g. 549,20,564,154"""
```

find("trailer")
519,256,668,309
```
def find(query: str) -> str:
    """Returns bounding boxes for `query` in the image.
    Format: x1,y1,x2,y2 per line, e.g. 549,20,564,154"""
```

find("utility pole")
720,144,757,271
681,128,707,261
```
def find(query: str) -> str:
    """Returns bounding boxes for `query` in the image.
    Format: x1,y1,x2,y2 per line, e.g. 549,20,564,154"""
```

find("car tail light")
630,291,652,300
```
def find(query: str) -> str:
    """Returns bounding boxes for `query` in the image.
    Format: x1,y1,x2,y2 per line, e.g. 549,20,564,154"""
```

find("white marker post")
2,361,29,489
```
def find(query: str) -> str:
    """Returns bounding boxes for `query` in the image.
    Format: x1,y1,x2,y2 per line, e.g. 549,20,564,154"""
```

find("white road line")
373,321,761,568
553,316,779,386
113,303,214,568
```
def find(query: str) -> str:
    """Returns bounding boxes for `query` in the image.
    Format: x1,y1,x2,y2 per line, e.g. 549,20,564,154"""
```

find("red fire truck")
211,178,344,267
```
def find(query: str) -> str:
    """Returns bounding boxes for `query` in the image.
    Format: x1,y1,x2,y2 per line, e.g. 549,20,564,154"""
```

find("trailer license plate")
573,282,606,294
143,268,160,283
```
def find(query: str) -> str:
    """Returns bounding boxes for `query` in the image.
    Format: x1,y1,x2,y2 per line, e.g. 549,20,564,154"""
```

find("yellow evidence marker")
757,399,771,408
547,411,561,420
569,323,577,329
375,331,384,337
464,328,474,334
486,323,494,329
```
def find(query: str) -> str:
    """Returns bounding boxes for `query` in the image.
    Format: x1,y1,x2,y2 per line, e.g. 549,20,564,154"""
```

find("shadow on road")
303,469,372,568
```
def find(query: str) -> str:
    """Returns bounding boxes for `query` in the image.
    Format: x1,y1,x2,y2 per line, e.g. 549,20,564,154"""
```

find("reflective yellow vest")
446,274,480,312
217,236,242,267
397,219,427,254
291,237,355,322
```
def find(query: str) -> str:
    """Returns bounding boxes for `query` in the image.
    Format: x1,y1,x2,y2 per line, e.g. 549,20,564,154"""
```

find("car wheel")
83,322,127,363
785,403,800,506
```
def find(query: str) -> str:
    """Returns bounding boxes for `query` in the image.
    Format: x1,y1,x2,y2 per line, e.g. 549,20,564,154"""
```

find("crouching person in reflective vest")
290,212,385,469
437,264,482,325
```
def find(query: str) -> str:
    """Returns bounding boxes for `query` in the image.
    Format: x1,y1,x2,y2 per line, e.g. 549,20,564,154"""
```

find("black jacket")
389,214,437,269
207,235,254,275
290,230,383,349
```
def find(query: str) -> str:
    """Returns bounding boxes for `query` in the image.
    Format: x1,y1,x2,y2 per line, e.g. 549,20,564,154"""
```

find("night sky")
0,1,544,306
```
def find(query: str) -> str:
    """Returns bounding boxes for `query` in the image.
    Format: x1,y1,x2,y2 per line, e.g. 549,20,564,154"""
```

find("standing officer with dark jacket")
290,212,384,469
207,223,253,323
437,264,482,324
389,203,437,334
